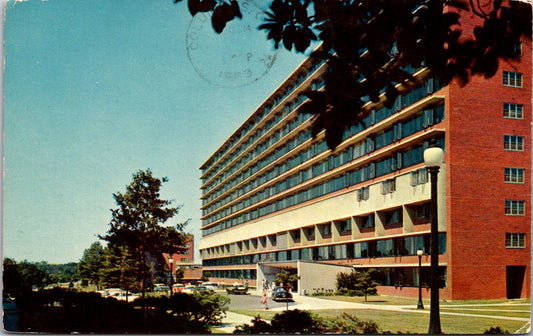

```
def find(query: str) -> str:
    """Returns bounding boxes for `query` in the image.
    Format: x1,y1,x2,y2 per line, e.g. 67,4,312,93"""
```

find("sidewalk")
213,311,256,333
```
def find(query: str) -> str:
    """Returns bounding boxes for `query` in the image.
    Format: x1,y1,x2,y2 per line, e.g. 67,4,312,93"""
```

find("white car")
202,282,217,292
109,290,139,302
182,285,196,294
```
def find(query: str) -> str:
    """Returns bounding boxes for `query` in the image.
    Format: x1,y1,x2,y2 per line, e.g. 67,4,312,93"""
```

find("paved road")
222,291,298,310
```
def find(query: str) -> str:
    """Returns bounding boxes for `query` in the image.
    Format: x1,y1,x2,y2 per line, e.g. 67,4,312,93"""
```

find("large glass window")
376,239,394,257
381,208,403,228
356,213,374,231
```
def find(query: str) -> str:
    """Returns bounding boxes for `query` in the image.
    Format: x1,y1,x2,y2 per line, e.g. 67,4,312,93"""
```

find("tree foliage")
274,269,299,290
234,309,379,334
175,0,531,148
143,292,230,325
100,244,139,292
15,288,214,333
35,262,79,283
100,169,189,305
78,241,105,289
3,258,49,298
335,269,380,301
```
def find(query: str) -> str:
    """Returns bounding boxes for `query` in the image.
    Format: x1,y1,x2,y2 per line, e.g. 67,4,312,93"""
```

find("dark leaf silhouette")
188,0,216,16
175,0,531,149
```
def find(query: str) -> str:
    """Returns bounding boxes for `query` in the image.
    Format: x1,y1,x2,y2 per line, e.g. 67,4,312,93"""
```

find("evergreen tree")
100,244,139,293
78,242,105,289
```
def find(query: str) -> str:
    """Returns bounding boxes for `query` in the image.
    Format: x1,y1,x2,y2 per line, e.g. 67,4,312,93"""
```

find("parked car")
153,284,170,292
194,285,209,293
109,290,139,302
182,285,196,294
226,283,248,295
271,286,293,302
202,282,217,292
172,283,185,293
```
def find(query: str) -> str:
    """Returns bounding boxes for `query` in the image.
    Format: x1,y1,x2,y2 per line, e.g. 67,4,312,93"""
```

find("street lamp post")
417,248,424,310
424,139,444,334
169,257,174,297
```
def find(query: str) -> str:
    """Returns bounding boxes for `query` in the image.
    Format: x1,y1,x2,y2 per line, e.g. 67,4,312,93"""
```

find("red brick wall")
444,12,531,300
164,235,195,264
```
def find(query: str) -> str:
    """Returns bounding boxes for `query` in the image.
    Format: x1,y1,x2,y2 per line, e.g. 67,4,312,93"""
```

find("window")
504,103,524,119
381,208,403,228
410,168,428,186
338,219,352,235
513,41,522,57
503,71,523,87
410,203,431,225
357,186,370,201
381,178,396,194
504,135,524,151
505,200,525,216
505,168,524,184
506,233,525,248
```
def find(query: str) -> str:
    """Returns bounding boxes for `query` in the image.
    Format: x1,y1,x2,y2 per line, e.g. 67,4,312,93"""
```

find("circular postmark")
186,0,277,87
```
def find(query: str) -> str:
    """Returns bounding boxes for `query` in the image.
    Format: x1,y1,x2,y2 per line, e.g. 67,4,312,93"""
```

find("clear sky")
2,0,309,264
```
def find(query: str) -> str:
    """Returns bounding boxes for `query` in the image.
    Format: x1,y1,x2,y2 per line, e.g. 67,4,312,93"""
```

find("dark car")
271,286,293,302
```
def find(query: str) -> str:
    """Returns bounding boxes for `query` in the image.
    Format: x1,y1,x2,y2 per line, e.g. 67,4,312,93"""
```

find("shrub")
270,309,324,333
15,288,227,333
483,326,510,334
325,313,380,334
235,310,380,334
234,315,273,334
335,270,379,300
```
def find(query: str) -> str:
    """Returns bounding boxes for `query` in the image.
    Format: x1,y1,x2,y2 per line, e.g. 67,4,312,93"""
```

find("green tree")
3,258,49,298
274,269,299,290
175,267,185,283
335,269,379,301
34,261,79,284
3,258,21,297
100,169,189,313
100,244,139,293
175,0,531,149
78,242,105,289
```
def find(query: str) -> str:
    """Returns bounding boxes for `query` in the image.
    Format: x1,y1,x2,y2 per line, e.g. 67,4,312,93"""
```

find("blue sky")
2,0,309,263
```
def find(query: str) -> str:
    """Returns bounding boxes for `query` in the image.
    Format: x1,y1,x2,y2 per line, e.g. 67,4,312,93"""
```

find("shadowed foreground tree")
100,169,189,317
3,258,49,298
175,0,531,148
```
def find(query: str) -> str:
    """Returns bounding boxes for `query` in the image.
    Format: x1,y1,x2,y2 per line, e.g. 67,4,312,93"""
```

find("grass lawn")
317,294,531,307
439,308,531,319
231,308,528,334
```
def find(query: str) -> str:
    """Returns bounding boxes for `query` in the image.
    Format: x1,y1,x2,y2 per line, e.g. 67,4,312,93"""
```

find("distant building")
198,12,530,300
164,235,199,270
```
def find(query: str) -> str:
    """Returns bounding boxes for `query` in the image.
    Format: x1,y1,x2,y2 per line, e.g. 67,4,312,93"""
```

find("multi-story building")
198,21,530,300
164,235,195,268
